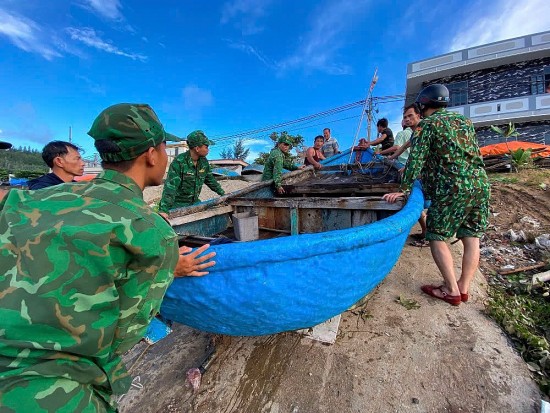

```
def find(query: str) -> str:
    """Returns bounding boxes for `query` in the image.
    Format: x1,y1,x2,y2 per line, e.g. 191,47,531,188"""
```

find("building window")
447,81,468,107
531,67,550,95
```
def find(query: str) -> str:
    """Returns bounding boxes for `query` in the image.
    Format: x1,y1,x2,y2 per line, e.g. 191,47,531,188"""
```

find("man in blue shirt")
28,140,85,189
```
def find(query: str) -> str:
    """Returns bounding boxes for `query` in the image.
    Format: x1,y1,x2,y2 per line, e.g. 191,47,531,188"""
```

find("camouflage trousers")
425,183,490,242
0,376,114,413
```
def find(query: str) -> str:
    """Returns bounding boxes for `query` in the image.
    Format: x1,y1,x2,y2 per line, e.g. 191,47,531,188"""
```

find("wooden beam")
281,183,400,195
169,205,234,226
290,208,299,235
230,197,403,211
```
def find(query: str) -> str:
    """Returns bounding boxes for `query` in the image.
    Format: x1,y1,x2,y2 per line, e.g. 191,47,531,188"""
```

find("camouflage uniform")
401,109,490,241
261,146,299,189
158,152,224,213
0,104,180,412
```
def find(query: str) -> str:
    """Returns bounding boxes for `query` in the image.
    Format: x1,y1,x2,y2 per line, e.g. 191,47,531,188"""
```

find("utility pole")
68,126,72,143
348,68,378,165
366,68,378,143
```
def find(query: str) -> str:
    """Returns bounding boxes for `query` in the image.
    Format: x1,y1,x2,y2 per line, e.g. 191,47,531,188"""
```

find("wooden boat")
160,148,424,336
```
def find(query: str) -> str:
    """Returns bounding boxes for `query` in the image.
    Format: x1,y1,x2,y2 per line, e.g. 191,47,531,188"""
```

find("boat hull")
160,182,424,336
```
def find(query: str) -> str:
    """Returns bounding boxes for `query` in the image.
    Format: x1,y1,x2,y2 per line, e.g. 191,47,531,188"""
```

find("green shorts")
426,185,490,241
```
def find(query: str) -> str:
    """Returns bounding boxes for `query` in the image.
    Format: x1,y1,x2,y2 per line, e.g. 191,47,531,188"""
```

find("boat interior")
174,162,405,247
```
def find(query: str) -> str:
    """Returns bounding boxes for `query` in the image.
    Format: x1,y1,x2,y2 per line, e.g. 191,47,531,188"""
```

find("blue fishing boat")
160,148,424,336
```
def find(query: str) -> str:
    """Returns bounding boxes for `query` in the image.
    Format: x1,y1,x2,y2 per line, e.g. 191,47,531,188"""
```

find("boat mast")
347,68,378,165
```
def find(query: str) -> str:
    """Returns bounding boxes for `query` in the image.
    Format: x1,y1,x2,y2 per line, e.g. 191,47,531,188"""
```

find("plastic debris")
507,229,527,242
535,234,550,251
519,216,541,229
186,367,202,391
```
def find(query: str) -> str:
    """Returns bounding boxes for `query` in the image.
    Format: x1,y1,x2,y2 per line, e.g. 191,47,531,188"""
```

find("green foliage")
253,152,270,166
220,138,250,160
253,131,304,165
0,147,48,180
395,295,420,310
490,122,520,139
510,148,533,170
486,273,550,396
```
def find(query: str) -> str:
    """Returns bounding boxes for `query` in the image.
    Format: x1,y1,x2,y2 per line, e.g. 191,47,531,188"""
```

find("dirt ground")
478,169,550,277
123,171,550,413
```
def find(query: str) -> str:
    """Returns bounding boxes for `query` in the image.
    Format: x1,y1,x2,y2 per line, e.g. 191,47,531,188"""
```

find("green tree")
220,138,250,160
253,131,304,165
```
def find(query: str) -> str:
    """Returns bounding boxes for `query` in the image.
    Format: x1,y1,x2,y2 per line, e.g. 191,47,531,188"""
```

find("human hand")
174,244,216,277
382,192,405,204
299,165,307,170
314,164,323,170
276,186,286,195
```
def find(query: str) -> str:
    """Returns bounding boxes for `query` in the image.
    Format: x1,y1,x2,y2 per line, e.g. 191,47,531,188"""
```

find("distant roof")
209,159,249,167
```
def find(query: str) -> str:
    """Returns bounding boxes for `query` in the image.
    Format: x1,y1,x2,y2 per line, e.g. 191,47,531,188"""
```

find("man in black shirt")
363,118,394,152
28,141,85,189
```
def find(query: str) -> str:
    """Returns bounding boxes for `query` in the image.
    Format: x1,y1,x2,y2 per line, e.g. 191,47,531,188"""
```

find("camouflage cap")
88,103,181,162
187,130,215,148
277,136,293,147
0,141,12,150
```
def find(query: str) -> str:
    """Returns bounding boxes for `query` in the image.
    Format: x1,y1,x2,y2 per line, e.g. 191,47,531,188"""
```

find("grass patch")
489,175,519,184
489,169,550,188
486,274,550,396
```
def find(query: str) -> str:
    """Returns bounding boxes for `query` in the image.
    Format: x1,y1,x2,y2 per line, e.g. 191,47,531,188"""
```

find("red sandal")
461,293,469,302
421,285,461,306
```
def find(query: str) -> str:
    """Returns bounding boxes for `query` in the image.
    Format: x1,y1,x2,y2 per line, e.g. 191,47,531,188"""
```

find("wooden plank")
351,210,377,226
170,205,234,226
282,183,400,196
498,262,546,275
230,197,403,211
290,208,299,235
299,208,324,233
322,209,351,231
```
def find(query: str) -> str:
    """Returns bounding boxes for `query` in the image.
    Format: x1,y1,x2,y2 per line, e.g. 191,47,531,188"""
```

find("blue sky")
0,0,548,162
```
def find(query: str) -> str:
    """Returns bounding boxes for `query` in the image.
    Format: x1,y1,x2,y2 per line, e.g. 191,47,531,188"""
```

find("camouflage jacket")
401,109,488,199
0,170,179,409
159,151,224,213
261,148,299,188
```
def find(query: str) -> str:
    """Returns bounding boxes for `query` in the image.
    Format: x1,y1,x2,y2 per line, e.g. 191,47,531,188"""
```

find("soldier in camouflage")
383,84,490,306
261,136,303,194
0,103,216,412
158,130,224,219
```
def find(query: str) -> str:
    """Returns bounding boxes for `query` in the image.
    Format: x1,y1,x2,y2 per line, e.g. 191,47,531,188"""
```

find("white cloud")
226,39,274,68
66,27,146,61
182,85,214,120
0,8,61,60
221,0,272,35
81,0,124,21
243,138,271,147
448,0,550,52
278,0,369,75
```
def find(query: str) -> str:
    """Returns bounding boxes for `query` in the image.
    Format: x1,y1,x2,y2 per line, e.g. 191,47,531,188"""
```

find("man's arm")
203,163,225,196
364,134,388,147
158,159,183,214
333,140,340,154
379,145,400,155
388,139,411,160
